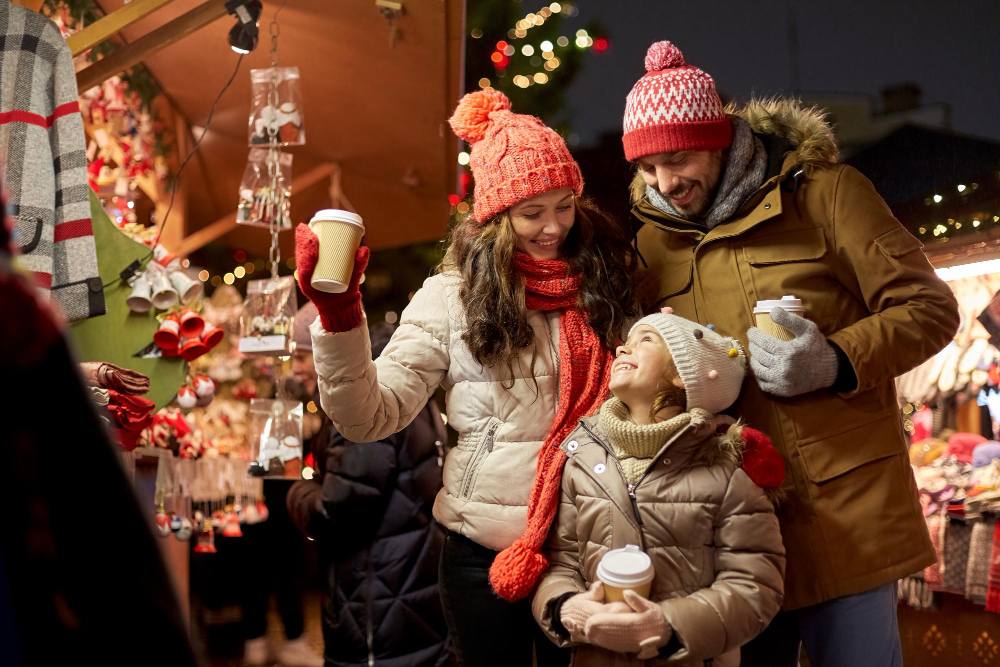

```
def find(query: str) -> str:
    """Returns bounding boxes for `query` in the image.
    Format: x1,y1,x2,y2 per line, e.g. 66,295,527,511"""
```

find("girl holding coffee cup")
532,311,786,666
294,89,639,666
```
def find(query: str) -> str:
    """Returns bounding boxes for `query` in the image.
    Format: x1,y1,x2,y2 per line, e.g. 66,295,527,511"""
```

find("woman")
295,89,638,665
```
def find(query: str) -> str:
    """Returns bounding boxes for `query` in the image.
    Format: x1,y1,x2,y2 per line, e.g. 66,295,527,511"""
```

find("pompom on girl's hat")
622,40,733,161
449,89,583,223
629,307,746,415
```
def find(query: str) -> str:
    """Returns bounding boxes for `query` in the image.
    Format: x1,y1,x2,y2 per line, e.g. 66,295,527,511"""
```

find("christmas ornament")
175,517,193,541
176,385,197,410
193,375,216,398
154,511,172,538
222,512,243,537
193,527,217,553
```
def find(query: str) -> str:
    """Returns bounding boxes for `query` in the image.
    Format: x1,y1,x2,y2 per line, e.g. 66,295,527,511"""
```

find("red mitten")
294,223,369,333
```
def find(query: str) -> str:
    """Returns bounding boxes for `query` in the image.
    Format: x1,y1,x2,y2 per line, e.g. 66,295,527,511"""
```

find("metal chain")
266,11,282,283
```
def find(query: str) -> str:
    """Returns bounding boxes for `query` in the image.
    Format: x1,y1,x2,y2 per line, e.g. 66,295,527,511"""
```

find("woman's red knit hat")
449,89,583,223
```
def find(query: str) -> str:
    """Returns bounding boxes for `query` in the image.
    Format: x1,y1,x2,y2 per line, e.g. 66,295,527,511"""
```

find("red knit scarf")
489,253,615,601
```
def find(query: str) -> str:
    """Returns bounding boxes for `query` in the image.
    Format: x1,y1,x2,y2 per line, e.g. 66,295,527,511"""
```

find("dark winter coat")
631,98,960,609
287,397,455,667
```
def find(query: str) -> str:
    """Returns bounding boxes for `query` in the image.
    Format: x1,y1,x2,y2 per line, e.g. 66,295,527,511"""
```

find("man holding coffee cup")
625,40,959,666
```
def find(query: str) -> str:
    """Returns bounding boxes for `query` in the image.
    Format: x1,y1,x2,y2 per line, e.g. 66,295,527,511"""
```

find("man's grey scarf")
646,117,767,229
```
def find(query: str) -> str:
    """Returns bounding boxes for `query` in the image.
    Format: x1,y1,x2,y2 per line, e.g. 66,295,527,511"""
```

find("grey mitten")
748,307,838,397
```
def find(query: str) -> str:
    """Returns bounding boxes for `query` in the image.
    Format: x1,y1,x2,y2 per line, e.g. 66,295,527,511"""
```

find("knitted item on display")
598,399,700,484
79,361,150,394
987,521,1000,612
622,40,732,161
449,89,584,223
629,311,746,415
489,253,614,601
2,2,105,321
294,223,368,333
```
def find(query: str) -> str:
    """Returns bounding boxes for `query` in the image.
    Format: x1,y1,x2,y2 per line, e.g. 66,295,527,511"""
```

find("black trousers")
242,480,306,640
439,531,570,667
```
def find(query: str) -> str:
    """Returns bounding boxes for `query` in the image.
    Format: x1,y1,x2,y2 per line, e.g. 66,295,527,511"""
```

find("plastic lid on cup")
753,295,804,313
596,545,654,588
309,208,364,230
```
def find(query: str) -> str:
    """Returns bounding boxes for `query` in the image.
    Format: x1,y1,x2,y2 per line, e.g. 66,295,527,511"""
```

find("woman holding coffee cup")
294,89,639,666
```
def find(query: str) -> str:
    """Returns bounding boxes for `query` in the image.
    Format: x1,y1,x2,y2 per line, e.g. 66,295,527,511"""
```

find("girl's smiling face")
610,325,685,408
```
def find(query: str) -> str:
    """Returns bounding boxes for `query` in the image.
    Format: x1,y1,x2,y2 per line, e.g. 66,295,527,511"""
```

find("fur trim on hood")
630,97,840,204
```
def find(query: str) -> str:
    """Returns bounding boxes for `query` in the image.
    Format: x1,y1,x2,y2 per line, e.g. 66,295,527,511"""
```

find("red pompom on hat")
448,88,512,144
644,40,685,71
449,89,583,223
737,424,786,492
622,40,733,161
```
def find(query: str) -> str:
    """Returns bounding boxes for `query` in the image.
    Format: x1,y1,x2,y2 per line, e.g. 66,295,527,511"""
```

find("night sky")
556,0,1000,147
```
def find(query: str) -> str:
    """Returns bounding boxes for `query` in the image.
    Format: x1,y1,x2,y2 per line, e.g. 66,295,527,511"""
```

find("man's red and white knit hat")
622,41,733,161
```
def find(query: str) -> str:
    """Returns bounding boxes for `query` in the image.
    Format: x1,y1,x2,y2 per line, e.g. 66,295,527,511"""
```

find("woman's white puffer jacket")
312,272,561,550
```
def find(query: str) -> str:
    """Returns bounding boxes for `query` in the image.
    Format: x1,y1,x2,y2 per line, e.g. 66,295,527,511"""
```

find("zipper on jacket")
366,547,375,667
580,420,695,550
461,420,500,498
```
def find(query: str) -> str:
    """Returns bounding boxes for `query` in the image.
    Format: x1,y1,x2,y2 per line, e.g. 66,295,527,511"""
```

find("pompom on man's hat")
449,89,583,223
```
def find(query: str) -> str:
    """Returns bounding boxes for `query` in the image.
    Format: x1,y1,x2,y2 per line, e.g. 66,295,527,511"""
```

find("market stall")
2,0,463,633
895,236,1000,664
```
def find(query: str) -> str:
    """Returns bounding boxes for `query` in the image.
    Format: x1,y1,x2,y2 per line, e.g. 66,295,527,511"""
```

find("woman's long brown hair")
438,197,640,388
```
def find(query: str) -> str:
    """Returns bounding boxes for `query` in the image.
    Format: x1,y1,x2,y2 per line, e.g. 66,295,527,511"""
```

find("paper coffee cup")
310,209,365,294
596,544,654,603
753,295,805,342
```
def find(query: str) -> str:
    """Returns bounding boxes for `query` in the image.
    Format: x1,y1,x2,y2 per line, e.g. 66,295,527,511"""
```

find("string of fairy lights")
916,181,1000,241
196,252,297,289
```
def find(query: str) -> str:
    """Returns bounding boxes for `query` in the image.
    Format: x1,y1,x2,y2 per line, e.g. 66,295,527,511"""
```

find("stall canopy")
92,0,465,256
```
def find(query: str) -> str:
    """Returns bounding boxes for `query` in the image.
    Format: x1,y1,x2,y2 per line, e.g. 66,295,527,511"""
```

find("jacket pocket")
795,415,922,580
13,214,43,254
742,227,837,331
460,417,502,499
797,416,903,483
874,227,928,281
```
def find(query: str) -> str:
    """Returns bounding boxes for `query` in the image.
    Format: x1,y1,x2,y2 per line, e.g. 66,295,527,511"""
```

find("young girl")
294,89,639,665
533,311,785,666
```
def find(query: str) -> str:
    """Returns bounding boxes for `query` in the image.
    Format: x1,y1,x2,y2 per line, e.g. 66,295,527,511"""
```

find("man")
286,321,456,667
623,40,959,666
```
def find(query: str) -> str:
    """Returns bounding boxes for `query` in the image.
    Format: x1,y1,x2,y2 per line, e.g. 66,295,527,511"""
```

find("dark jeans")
439,531,569,667
242,480,306,641
740,583,902,667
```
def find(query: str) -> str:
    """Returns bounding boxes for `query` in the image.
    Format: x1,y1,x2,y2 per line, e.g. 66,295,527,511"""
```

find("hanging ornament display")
248,67,305,146
238,276,297,355
247,398,303,478
236,149,293,230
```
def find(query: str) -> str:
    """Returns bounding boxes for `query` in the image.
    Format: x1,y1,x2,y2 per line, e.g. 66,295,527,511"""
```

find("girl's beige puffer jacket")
532,411,785,666
311,272,564,551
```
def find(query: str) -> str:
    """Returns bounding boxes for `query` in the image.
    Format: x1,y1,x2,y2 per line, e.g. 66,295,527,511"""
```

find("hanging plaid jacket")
0,2,105,321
